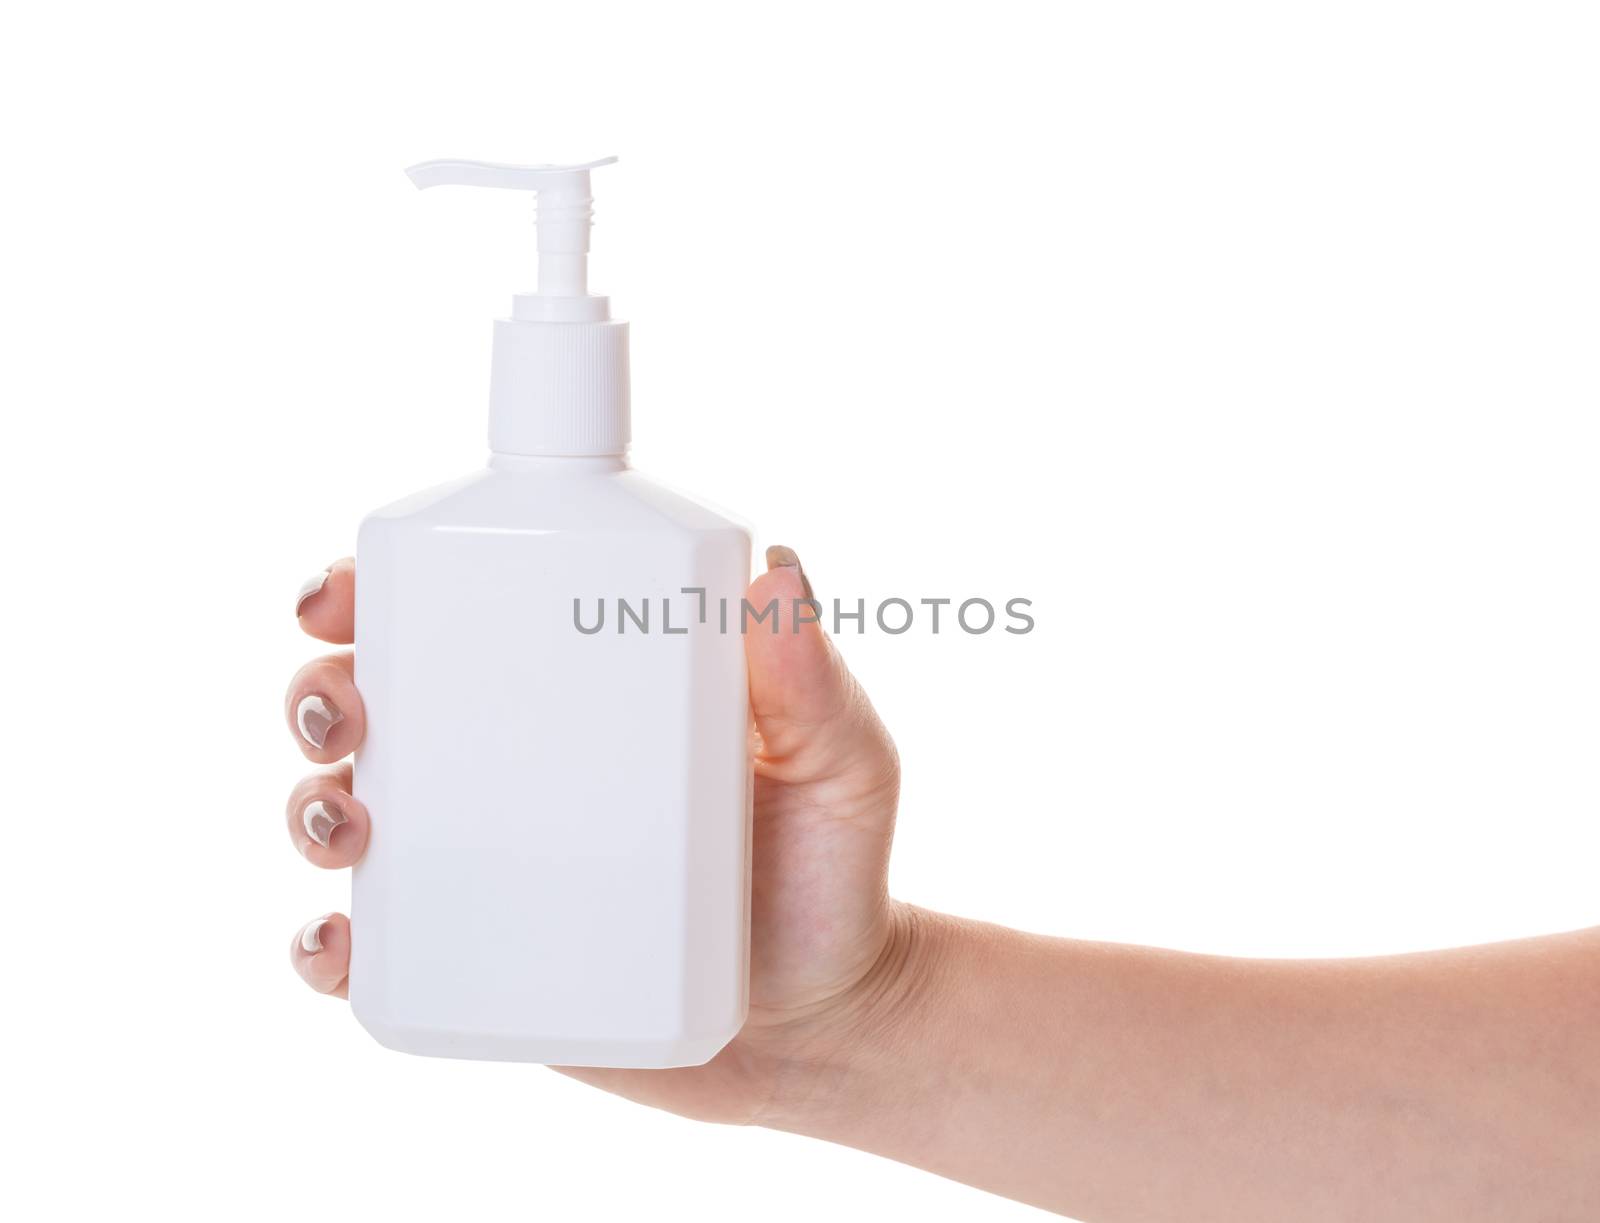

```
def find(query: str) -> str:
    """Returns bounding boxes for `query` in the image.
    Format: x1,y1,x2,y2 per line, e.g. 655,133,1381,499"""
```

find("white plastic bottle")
350,158,752,1067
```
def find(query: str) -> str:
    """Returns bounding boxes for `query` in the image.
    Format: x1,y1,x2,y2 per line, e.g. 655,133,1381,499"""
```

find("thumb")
745,546,899,810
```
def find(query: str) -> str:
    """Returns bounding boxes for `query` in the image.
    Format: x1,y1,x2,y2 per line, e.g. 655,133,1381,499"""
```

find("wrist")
754,901,962,1137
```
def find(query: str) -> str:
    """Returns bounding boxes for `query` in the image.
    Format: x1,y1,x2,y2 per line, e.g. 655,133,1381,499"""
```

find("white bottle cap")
405,157,629,456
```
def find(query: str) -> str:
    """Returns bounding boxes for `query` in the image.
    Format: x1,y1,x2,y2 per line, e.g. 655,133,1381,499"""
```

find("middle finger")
284,652,365,763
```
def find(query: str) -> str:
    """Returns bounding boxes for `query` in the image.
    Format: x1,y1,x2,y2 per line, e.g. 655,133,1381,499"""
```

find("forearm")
771,906,1600,1222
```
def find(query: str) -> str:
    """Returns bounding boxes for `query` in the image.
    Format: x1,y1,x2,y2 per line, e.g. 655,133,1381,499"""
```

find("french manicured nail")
765,544,814,600
295,569,330,615
299,915,332,954
295,694,343,750
302,799,348,849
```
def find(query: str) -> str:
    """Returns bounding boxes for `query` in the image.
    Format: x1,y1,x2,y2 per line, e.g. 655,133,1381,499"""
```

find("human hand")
287,546,1600,1222
285,545,913,1125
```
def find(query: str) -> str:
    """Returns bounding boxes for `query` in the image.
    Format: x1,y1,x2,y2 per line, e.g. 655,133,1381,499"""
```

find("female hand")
285,548,1600,1221
285,546,913,1126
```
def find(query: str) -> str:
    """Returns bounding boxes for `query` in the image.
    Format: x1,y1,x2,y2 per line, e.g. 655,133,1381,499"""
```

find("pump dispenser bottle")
351,158,752,1067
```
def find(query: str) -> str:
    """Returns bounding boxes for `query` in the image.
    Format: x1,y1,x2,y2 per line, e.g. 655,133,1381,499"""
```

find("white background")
4,3,1597,1220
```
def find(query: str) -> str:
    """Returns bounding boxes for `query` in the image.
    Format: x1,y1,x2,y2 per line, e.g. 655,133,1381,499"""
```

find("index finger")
295,557,355,643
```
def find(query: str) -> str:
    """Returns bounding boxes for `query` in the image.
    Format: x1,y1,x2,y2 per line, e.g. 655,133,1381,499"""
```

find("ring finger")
286,763,369,867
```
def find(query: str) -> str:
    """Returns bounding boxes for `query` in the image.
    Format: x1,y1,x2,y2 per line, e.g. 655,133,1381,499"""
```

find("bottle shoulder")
360,463,749,543
612,468,751,538
361,469,491,524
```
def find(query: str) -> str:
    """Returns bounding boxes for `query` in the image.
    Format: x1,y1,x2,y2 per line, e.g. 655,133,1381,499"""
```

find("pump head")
405,156,630,457
405,156,618,322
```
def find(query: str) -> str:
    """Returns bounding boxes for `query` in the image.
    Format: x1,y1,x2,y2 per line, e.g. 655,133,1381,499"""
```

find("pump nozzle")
404,155,630,457
405,156,618,312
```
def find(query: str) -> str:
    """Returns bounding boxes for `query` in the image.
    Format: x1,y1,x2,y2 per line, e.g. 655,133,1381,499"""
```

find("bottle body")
350,455,752,1067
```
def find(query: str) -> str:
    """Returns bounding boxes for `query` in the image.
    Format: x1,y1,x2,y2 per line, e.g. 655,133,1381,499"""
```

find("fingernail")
765,544,814,600
301,799,348,849
295,694,343,750
299,915,332,954
295,569,330,615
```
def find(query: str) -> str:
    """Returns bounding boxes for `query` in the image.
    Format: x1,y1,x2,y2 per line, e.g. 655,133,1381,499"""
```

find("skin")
286,548,1600,1222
